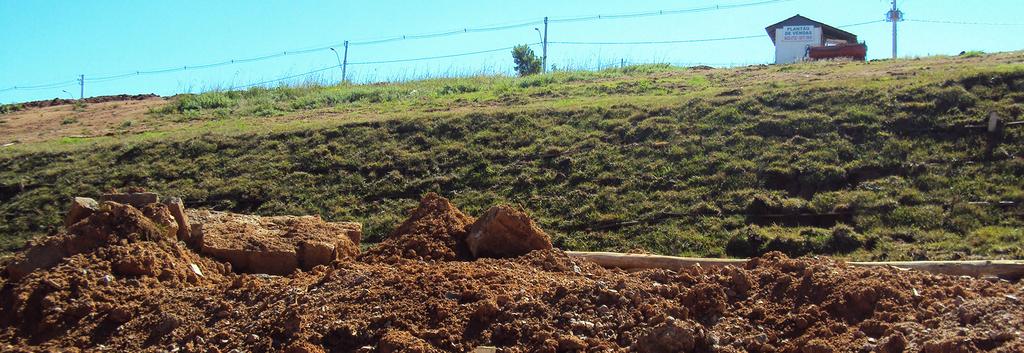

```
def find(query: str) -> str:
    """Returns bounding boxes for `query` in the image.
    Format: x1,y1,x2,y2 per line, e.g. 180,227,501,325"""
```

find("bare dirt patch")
0,96,167,144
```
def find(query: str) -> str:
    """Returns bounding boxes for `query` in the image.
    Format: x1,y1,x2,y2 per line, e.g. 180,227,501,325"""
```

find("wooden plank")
566,251,1024,280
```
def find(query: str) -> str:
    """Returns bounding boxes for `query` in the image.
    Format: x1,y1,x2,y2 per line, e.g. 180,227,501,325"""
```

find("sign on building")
781,26,815,42
773,26,822,64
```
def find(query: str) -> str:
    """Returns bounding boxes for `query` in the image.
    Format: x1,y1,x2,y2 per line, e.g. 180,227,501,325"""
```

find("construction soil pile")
1,192,1022,352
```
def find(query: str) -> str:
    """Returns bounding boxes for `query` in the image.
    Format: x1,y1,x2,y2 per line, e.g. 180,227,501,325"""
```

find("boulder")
161,197,193,244
141,203,179,240
188,210,362,275
465,205,552,259
64,197,99,228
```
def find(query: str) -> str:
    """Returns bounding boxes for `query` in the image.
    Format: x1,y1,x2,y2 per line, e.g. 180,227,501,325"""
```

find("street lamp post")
329,47,344,83
534,28,546,72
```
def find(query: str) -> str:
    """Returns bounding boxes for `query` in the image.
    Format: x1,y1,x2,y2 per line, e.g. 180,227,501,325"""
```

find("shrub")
174,92,235,112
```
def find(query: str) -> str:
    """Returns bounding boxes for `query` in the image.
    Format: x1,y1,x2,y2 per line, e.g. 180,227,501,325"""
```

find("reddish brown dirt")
360,193,475,263
0,96,167,145
465,205,552,259
1,194,1023,352
12,94,160,110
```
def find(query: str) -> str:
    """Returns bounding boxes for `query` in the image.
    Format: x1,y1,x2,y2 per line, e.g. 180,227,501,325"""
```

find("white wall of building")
774,25,823,64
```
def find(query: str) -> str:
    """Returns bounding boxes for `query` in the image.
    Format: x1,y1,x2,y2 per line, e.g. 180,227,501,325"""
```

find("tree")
511,45,541,77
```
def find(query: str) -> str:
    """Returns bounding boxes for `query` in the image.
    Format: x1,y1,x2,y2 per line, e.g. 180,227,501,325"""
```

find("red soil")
1,194,1022,352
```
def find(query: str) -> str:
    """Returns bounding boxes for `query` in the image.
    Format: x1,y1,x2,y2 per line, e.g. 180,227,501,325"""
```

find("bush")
174,92,235,112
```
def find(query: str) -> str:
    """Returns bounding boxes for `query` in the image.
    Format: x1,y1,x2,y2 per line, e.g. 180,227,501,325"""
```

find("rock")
635,318,706,353
877,333,907,353
4,237,66,281
189,263,204,277
189,210,361,275
101,192,160,209
378,330,433,353
557,335,588,351
64,197,98,228
162,197,193,245
107,306,133,323
465,205,552,259
152,313,182,336
141,203,179,240
284,341,326,353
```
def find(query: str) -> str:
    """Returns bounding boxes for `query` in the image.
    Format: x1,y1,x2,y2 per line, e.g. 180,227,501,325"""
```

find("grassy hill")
2,52,1023,260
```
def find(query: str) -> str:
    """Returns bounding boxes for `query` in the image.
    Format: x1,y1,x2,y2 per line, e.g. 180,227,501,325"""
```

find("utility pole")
342,40,349,83
886,0,904,59
542,17,548,73
78,74,84,100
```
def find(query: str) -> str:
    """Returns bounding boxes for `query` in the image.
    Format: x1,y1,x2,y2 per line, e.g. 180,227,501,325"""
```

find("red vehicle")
808,43,868,61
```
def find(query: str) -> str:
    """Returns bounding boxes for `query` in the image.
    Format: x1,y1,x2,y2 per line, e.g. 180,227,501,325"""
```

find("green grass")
1,52,1023,260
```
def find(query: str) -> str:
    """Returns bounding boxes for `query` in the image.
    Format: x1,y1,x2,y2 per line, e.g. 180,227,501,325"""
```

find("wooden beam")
566,251,1024,280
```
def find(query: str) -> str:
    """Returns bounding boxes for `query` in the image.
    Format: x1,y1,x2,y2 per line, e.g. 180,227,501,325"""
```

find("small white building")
766,15,862,64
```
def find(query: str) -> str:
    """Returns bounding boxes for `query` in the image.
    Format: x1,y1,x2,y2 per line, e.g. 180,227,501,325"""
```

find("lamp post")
61,90,75,100
534,27,546,72
329,47,344,83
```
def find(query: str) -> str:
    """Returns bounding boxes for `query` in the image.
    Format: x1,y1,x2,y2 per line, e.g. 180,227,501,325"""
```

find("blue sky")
1,0,1022,103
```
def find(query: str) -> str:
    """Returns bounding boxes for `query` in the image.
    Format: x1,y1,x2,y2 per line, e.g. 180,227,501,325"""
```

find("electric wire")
348,43,537,65
230,43,540,89
907,19,1024,26
551,19,883,46
2,0,795,91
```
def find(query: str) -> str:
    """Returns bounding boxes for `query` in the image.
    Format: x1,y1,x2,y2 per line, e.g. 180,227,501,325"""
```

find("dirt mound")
4,201,175,281
5,248,1017,352
188,210,362,275
2,194,1023,352
0,240,229,344
465,205,552,259
360,193,475,262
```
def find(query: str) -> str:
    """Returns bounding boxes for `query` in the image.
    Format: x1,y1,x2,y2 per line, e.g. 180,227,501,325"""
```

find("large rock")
141,203,179,240
162,197,193,245
465,205,552,259
188,210,362,275
64,197,99,228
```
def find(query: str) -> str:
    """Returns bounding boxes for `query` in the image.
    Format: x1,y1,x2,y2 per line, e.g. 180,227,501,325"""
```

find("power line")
2,0,796,92
0,79,79,92
907,18,1024,26
229,44,541,89
232,65,338,90
550,19,883,46
548,0,793,23
349,44,536,65
840,19,887,28
551,34,763,46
